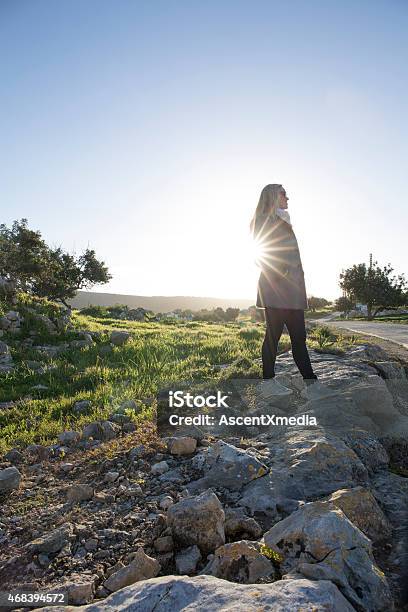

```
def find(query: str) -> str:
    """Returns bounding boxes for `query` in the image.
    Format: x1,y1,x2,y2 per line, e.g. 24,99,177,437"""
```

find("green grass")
0,302,360,454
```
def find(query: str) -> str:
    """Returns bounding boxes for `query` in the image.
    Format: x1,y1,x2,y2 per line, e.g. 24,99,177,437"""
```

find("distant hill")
68,291,254,312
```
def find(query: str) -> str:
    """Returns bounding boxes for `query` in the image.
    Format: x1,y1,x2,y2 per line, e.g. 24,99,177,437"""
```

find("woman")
251,183,329,400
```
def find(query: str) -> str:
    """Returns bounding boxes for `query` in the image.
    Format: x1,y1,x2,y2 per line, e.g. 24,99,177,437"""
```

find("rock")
104,471,120,483
110,331,131,346
200,540,276,583
26,444,49,462
103,547,160,593
0,341,10,355
52,575,96,605
194,440,268,492
167,489,225,554
82,420,120,441
340,430,389,474
159,495,174,511
67,484,94,503
224,509,263,540
153,535,174,552
263,500,392,611
39,575,355,611
151,461,170,475
84,538,98,551
58,430,81,445
372,361,406,379
73,400,92,414
0,466,21,491
167,436,197,456
28,523,73,554
328,487,392,544
4,448,24,464
175,545,202,575
239,431,369,518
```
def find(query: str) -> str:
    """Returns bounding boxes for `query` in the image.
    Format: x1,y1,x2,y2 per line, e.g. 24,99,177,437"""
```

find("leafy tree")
0,219,111,306
334,296,356,315
0,219,48,292
225,307,240,321
339,259,407,320
307,296,331,312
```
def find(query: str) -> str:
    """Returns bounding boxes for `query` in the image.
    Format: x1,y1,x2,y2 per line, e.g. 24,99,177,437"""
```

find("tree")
339,258,407,320
334,296,355,315
307,296,331,312
0,219,49,292
225,307,240,321
0,219,111,306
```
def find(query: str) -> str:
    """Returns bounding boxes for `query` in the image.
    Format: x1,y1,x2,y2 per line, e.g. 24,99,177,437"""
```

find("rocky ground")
1,341,408,611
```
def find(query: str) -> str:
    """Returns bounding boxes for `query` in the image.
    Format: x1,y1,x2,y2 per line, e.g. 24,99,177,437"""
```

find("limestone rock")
38,574,355,611
67,484,94,503
175,546,201,575
0,466,21,491
103,547,160,592
110,331,131,346
167,489,225,554
167,436,197,456
328,486,392,544
28,523,73,554
201,540,276,584
191,440,268,492
263,500,392,611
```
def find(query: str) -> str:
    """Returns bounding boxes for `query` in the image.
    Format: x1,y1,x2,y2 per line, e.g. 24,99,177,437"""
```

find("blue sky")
1,0,407,301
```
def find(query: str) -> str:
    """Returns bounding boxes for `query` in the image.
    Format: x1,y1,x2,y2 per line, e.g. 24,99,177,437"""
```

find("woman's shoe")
301,380,335,400
258,378,293,399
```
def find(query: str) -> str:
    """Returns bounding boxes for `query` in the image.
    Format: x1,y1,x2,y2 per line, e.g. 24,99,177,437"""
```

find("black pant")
262,308,317,380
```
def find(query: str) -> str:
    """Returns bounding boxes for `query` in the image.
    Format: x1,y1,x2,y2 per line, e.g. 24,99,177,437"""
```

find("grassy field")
0,302,360,454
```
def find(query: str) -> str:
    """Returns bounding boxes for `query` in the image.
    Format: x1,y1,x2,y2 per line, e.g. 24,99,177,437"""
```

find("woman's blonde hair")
250,184,284,236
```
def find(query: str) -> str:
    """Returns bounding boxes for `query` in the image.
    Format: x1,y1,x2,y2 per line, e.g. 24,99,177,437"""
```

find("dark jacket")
254,213,308,310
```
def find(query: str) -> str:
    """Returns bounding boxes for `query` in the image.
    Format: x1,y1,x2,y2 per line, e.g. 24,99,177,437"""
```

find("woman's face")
277,189,289,209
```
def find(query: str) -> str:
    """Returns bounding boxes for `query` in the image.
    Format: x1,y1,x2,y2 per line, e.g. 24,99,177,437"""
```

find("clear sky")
1,0,407,302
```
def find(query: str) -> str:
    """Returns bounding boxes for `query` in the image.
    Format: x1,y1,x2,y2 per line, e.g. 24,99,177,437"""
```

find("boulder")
372,361,406,379
167,436,197,456
167,490,225,554
58,430,81,445
239,432,369,517
328,487,392,544
175,546,201,575
110,331,131,346
188,440,268,492
0,466,21,491
28,523,73,554
67,484,94,503
263,501,392,611
200,540,276,583
38,574,355,611
103,547,160,593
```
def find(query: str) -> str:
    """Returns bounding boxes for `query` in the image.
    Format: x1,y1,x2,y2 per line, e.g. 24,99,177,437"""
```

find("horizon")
2,1,408,302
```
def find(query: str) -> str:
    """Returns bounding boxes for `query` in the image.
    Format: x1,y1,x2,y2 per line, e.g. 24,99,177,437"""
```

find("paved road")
315,316,408,350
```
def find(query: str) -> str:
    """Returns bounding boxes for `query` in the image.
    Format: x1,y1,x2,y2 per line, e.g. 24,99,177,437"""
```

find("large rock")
263,501,393,611
187,440,268,492
200,540,276,583
328,487,392,544
28,523,73,554
167,490,225,554
82,420,120,441
0,466,21,491
37,574,355,611
104,547,160,593
239,431,368,517
110,331,131,346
